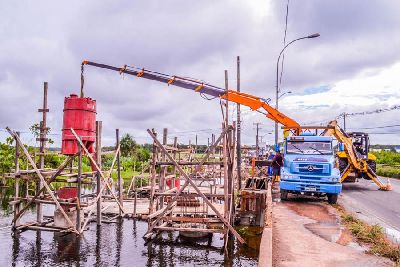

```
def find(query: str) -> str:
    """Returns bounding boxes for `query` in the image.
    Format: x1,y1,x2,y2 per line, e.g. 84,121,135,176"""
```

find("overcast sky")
1,0,400,147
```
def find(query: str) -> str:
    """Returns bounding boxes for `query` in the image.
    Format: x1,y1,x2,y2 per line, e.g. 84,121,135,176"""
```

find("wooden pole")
172,137,178,190
224,69,230,248
13,132,20,228
77,145,82,232
116,129,123,217
224,70,229,221
37,82,49,223
96,121,102,225
236,56,242,190
133,176,137,217
160,128,168,210
149,129,157,216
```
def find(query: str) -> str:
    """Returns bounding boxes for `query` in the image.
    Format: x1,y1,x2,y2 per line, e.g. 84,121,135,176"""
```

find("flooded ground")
0,188,258,267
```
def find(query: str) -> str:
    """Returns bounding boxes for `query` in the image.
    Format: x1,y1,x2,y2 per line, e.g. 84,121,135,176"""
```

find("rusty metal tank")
61,94,96,155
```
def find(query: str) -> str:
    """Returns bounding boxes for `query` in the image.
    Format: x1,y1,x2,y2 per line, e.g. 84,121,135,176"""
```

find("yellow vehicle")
336,132,377,181
323,120,389,190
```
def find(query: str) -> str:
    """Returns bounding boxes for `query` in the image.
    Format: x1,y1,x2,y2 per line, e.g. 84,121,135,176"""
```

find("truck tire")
362,160,376,180
280,189,288,201
327,193,338,204
338,158,348,174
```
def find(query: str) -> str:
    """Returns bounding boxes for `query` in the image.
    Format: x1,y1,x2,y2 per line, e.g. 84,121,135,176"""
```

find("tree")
29,123,54,145
0,138,15,174
120,133,137,157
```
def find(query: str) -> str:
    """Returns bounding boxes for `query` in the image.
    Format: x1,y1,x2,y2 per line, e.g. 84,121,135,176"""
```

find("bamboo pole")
116,129,123,217
96,121,102,225
13,132,20,228
77,145,82,232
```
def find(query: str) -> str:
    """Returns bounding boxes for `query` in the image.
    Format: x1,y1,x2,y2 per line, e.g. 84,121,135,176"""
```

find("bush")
377,165,400,179
375,151,400,166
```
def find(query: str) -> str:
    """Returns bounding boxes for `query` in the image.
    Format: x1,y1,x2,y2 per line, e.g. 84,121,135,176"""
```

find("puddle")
284,201,364,250
305,222,341,243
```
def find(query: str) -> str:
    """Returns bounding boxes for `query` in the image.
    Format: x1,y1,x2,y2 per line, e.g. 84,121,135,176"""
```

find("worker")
272,151,283,184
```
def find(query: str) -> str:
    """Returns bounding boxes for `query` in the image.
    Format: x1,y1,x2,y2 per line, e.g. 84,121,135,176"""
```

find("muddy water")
283,199,363,249
0,188,258,266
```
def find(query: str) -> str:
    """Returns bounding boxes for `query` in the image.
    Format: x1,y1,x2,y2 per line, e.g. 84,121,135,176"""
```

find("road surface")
339,177,400,243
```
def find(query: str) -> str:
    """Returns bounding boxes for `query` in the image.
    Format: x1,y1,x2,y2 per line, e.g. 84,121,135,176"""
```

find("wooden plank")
154,226,224,234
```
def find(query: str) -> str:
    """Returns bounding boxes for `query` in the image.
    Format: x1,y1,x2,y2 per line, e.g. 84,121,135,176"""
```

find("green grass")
339,209,400,264
377,164,400,179
374,151,400,179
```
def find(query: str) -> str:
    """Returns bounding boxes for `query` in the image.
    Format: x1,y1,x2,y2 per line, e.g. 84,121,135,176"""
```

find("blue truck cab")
279,134,342,204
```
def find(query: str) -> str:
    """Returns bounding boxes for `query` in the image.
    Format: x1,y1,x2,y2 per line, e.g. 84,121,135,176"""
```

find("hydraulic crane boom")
81,60,300,129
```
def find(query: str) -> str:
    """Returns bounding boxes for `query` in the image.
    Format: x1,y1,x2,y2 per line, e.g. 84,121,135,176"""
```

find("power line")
348,124,400,130
337,105,400,119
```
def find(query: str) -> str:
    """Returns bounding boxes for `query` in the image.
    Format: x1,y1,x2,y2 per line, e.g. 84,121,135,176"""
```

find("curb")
258,182,273,267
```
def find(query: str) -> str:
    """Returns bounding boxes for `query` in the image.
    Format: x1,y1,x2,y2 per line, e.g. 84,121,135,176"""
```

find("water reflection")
1,183,258,267
5,217,258,267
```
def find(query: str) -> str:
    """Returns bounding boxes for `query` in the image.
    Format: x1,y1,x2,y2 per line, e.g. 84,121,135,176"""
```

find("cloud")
0,0,400,147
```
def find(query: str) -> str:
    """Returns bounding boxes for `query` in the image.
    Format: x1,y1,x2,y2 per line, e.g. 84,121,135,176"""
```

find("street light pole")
274,33,320,149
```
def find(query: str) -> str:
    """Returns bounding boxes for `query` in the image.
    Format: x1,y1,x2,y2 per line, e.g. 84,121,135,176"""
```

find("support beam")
96,121,102,225
116,129,123,217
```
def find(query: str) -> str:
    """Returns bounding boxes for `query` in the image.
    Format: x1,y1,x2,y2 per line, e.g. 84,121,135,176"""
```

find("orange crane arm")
81,60,300,128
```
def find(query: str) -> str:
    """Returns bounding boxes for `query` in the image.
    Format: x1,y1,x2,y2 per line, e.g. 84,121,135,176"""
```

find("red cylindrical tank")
61,94,96,155
166,178,181,189
57,186,78,211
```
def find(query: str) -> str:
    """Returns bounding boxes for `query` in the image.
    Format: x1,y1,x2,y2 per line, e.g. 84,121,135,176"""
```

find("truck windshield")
286,141,332,155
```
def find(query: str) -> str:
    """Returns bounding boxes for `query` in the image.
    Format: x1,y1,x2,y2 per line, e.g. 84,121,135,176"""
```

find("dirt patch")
273,201,392,266
284,200,336,222
336,228,354,246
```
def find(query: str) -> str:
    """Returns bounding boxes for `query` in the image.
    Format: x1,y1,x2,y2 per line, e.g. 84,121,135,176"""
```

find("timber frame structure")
143,124,245,245
5,82,126,235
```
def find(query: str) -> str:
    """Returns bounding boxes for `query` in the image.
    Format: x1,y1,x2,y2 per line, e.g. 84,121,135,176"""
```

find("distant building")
371,148,382,152
394,146,400,153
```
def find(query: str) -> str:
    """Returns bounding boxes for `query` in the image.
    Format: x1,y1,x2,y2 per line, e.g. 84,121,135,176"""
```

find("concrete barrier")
258,182,272,267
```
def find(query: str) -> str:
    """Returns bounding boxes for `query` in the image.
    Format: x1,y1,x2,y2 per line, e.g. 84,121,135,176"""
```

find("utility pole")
37,82,49,223
253,123,261,157
236,56,242,190
343,112,347,131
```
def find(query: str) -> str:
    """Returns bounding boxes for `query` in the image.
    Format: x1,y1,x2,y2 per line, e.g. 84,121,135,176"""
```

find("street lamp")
274,33,320,148
278,91,292,99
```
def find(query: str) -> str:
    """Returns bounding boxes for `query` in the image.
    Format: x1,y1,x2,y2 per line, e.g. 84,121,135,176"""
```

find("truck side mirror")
338,143,344,152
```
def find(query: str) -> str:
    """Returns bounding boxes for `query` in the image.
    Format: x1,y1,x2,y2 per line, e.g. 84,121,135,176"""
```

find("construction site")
1,1,400,267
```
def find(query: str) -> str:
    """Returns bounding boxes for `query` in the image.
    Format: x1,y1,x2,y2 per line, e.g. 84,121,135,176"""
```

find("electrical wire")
348,124,400,130
279,0,290,91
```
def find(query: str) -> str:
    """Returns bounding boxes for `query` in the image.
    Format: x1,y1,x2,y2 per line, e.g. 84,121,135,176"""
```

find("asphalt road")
339,177,400,243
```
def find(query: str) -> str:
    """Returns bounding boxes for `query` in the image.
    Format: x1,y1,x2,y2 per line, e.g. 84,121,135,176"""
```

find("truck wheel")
362,160,376,180
280,190,288,200
338,158,348,174
327,194,338,204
